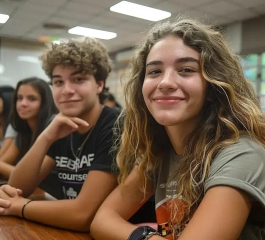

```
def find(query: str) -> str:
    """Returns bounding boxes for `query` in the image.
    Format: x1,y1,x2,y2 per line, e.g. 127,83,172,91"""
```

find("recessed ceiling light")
68,27,117,40
110,1,171,21
0,14,9,24
38,36,61,42
52,38,68,44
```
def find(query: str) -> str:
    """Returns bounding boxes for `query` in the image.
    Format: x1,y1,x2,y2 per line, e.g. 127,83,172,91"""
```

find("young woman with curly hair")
91,18,265,240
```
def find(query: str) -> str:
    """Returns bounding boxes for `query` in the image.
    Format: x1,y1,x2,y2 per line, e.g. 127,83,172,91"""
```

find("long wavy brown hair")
116,18,265,237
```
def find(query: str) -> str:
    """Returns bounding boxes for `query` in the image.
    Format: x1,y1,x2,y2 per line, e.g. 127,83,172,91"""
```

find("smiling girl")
0,77,58,179
91,19,265,240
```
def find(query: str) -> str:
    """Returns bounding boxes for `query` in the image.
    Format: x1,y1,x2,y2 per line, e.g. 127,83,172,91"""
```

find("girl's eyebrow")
146,57,200,67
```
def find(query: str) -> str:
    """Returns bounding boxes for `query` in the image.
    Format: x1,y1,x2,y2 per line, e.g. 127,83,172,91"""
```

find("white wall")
0,38,47,87
224,22,242,54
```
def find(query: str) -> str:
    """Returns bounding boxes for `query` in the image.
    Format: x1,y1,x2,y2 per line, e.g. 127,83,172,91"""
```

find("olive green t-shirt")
205,135,265,239
155,135,265,239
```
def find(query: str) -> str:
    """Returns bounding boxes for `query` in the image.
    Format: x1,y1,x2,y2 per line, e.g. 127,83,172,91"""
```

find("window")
262,52,265,66
244,68,258,81
241,54,258,67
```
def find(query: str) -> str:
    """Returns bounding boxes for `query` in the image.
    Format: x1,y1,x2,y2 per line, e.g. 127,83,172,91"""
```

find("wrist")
37,132,54,146
147,236,164,240
11,198,30,217
128,226,161,240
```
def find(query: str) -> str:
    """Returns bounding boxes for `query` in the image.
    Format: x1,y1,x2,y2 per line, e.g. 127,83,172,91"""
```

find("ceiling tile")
55,9,96,22
47,17,80,28
170,0,217,8
71,0,119,8
179,10,214,21
26,0,68,7
196,1,244,15
228,9,259,22
0,1,23,9
0,29,26,37
29,28,68,36
63,2,103,15
230,0,265,8
116,21,151,33
85,15,121,28
99,11,132,22
126,0,161,7
11,10,51,22
0,2,18,15
153,1,188,13
252,3,265,14
1,18,38,29
0,0,263,53
75,22,115,33
17,2,60,14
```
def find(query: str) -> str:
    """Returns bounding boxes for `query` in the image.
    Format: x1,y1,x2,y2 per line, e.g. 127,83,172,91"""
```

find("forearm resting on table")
0,161,14,179
91,210,164,240
91,208,139,240
8,136,52,196
15,199,93,232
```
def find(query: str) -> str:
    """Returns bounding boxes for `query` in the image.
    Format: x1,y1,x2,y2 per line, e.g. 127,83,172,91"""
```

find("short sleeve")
205,136,265,210
4,124,17,139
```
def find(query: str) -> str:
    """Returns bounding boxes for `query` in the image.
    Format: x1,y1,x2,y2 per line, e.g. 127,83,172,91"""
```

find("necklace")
70,126,95,160
70,106,103,160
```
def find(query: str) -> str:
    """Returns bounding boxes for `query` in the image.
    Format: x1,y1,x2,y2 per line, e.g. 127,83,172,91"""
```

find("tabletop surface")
0,216,93,240
0,184,92,239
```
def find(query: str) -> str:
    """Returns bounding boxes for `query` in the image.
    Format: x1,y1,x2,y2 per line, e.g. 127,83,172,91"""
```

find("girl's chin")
153,114,181,126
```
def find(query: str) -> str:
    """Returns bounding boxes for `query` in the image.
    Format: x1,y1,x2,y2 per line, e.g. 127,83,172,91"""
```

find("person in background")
103,91,122,110
0,38,119,232
0,86,15,151
0,77,62,199
90,18,265,240
0,124,17,158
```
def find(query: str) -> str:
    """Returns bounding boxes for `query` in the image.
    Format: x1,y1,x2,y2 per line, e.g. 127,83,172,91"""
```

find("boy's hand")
0,184,28,216
41,113,89,142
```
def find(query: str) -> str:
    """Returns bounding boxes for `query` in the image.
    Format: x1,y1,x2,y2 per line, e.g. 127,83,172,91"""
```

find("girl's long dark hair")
10,77,58,158
0,86,15,135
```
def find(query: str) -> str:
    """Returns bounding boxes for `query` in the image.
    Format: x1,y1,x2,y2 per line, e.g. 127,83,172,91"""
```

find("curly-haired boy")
6,38,119,232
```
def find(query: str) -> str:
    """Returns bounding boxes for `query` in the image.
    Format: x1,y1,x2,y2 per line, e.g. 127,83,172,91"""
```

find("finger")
64,118,80,129
1,185,19,197
0,206,9,215
0,207,5,214
16,189,23,195
0,198,11,208
68,117,89,127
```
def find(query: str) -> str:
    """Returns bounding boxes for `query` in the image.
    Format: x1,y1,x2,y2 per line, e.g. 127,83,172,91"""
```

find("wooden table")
0,182,92,239
0,216,93,240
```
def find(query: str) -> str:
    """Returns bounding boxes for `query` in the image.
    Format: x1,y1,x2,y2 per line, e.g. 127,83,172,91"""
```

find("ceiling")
0,0,265,53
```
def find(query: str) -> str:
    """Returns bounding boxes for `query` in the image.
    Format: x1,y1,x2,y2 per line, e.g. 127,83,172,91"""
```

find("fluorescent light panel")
52,38,68,44
68,27,117,40
0,14,9,24
110,1,171,21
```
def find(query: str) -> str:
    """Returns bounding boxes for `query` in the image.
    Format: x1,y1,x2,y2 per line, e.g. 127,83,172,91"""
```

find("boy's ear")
97,80,104,94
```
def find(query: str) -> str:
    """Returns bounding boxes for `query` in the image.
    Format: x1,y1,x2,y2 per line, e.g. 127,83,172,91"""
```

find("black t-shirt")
47,107,119,199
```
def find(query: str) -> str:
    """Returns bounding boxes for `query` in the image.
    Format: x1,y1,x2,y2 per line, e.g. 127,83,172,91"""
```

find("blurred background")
0,0,265,108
